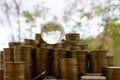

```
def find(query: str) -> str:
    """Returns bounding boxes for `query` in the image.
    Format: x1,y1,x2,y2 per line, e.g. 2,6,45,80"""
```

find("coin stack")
4,62,25,80
0,69,4,80
50,49,59,77
58,49,69,58
81,75,106,80
103,67,120,80
58,58,79,80
62,40,72,50
51,48,71,78
4,48,14,62
53,43,63,49
15,46,34,80
24,39,37,46
66,33,80,41
70,50,88,75
76,50,88,75
0,51,4,69
34,47,50,77
35,34,46,47
88,50,108,73
45,44,54,49
64,33,81,50
8,42,22,48
35,34,44,43
107,56,114,66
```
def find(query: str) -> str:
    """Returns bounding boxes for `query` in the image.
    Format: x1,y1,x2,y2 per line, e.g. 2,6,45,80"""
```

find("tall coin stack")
15,46,34,80
58,58,79,80
88,50,108,73
69,50,88,75
34,47,50,77
51,48,69,78
51,49,60,78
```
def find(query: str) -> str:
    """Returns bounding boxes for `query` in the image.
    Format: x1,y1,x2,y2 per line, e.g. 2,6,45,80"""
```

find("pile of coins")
0,32,118,80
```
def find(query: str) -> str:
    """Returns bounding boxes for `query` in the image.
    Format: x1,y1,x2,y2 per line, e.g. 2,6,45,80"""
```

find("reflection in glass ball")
41,21,64,44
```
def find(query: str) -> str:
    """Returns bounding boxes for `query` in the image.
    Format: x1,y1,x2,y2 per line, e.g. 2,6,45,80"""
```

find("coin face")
41,21,64,44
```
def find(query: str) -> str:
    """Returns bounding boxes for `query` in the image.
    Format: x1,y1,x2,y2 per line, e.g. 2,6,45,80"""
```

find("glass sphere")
41,21,64,44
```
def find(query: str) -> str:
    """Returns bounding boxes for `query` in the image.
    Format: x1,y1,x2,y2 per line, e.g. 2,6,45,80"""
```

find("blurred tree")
0,0,49,42
2,0,14,41
63,0,120,65
13,0,22,42
63,0,94,36
22,4,49,38
1,0,23,42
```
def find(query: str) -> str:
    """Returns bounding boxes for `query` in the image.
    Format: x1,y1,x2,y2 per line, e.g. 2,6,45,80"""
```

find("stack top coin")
81,76,106,79
107,66,120,68
65,33,80,41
